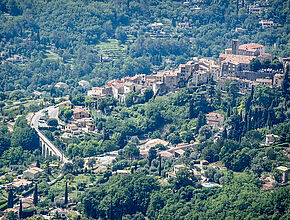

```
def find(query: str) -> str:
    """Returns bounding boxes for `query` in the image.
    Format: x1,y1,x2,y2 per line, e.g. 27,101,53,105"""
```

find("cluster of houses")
247,0,276,29
137,112,224,158
5,167,43,192
58,101,96,137
113,137,222,187
88,58,217,103
87,39,287,102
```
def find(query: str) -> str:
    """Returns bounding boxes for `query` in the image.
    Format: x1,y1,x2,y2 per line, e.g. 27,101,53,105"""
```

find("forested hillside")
0,0,289,93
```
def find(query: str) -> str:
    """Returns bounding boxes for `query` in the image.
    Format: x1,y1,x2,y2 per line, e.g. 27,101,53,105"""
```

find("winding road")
31,105,69,163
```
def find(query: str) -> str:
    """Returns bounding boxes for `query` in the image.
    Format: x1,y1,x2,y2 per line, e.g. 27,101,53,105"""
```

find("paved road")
31,105,69,163
31,105,59,127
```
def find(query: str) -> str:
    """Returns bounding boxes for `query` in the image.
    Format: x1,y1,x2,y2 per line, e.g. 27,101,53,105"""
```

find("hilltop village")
51,39,288,137
87,40,286,103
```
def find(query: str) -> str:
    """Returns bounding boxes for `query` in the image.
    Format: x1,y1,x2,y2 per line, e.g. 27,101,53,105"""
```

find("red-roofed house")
206,112,224,128
73,106,90,119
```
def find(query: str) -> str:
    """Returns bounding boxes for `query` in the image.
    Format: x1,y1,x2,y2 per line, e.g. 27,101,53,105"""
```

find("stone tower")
232,39,239,55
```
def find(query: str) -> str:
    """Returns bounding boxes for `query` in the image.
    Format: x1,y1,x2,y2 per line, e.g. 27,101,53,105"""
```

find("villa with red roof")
206,112,224,128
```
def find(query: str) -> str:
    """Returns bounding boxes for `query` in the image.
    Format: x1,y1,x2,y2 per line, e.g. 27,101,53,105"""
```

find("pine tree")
33,183,38,206
19,199,23,219
65,182,68,205
7,190,13,208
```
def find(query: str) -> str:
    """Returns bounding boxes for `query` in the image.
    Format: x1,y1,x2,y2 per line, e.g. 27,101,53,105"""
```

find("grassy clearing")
44,50,60,60
96,39,128,60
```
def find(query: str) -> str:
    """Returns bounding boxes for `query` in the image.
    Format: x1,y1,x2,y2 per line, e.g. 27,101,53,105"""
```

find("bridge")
31,106,69,163
36,127,69,163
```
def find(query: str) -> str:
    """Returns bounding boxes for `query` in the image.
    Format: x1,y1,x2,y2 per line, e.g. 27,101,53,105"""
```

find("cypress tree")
282,64,289,100
36,159,40,168
46,161,50,175
158,155,162,176
196,111,206,133
33,183,38,206
239,110,243,123
51,193,55,203
189,101,194,119
148,147,157,167
7,190,13,208
65,182,68,205
244,111,248,129
245,86,254,113
250,85,254,99
241,120,246,136
222,128,227,139
266,110,273,128
257,108,263,127
19,199,23,219
247,115,251,131
227,106,231,118
262,109,268,127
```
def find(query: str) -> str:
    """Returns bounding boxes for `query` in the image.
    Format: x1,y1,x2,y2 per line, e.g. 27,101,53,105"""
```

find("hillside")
0,0,289,93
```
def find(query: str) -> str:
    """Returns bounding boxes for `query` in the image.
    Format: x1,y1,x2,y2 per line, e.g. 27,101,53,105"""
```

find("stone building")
23,167,43,179
276,166,289,183
273,73,284,87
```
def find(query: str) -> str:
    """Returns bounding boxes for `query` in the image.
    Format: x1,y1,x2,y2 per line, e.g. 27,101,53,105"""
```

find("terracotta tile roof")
174,164,186,169
256,78,272,83
206,112,224,118
91,87,102,90
123,82,134,86
258,53,272,59
274,73,283,78
67,123,77,127
113,83,124,89
239,43,264,50
220,54,254,65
